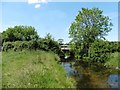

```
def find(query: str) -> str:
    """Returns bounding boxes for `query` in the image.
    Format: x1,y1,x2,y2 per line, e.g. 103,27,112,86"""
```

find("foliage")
57,39,64,44
69,8,113,61
104,52,119,69
2,37,62,56
2,42,14,51
0,32,2,51
108,41,119,52
88,39,110,63
2,25,39,42
2,50,75,88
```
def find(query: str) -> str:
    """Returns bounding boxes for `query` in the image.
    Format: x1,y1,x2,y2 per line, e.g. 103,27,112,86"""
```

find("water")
62,62,120,88
62,62,82,77
107,74,120,88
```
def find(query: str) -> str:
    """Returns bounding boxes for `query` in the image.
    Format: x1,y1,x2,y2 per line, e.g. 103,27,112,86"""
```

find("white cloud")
28,0,48,9
28,0,38,4
35,4,41,8
40,0,48,3
28,0,48,4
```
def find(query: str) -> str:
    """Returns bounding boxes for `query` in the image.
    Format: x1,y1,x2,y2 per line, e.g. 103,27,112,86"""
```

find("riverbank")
2,50,75,88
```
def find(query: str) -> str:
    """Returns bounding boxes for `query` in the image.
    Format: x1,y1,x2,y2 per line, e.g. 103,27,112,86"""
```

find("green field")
2,50,75,88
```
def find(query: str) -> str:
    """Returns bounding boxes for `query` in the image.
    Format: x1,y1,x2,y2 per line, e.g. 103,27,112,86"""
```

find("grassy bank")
2,50,75,88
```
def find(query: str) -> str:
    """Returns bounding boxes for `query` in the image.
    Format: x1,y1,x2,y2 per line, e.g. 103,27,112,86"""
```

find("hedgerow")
2,39,62,56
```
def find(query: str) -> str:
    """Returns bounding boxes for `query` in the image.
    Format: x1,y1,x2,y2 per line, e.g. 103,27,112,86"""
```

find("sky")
1,1,119,43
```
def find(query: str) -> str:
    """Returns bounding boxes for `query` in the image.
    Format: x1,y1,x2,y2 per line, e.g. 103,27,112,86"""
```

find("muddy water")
61,62,120,88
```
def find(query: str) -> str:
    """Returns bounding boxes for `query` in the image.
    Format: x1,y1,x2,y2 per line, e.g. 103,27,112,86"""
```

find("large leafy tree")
69,8,113,59
2,25,39,42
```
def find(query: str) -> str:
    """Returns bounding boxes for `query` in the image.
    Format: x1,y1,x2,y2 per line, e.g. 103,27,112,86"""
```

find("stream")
61,62,120,88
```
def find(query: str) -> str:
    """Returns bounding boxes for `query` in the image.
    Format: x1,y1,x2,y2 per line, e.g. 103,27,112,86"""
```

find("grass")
2,50,75,88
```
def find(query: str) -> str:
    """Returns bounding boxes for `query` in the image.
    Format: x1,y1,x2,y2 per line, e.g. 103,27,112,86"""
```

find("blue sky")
1,2,118,43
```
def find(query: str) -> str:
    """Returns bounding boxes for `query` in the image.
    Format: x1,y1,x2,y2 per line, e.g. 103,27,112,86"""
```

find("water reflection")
62,62,120,88
107,74,120,88
62,62,82,78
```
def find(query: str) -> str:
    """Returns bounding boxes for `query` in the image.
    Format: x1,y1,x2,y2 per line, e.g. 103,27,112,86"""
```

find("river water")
61,62,120,88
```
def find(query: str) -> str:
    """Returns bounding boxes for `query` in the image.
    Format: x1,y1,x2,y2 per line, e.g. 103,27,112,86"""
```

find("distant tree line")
1,26,64,57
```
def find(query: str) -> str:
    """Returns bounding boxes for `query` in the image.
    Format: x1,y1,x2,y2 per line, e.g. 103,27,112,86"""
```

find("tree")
57,39,64,44
69,8,113,59
46,33,60,49
44,33,54,40
2,25,39,42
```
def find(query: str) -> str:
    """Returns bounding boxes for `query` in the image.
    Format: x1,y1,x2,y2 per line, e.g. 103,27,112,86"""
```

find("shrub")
88,39,111,64
2,42,14,51
2,39,62,56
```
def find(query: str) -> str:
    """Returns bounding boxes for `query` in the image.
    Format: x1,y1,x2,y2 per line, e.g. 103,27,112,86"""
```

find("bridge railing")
60,44,71,50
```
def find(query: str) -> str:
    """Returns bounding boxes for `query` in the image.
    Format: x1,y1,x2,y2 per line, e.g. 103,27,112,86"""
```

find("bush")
2,42,14,51
2,25,39,42
108,41,118,53
2,39,62,56
88,39,111,64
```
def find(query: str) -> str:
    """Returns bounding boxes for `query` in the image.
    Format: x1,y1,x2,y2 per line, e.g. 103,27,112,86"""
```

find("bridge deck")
60,44,71,51
61,48,71,51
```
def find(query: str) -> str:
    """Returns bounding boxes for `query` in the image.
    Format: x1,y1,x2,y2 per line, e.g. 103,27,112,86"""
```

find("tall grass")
2,50,75,88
